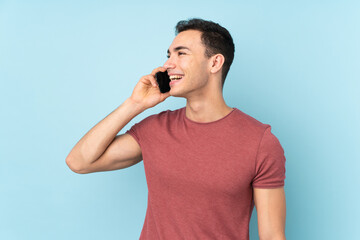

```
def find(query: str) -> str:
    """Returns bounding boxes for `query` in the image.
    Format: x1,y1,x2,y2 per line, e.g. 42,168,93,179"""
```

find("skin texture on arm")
253,187,286,240
65,66,170,174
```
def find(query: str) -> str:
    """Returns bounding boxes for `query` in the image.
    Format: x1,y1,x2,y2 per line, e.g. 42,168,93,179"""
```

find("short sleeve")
125,114,156,149
125,122,142,148
252,126,286,188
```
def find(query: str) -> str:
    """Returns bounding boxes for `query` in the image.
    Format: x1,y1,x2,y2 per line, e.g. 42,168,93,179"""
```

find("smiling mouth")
169,75,183,81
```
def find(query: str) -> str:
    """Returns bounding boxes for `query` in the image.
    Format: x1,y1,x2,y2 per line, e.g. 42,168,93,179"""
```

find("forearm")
66,98,145,166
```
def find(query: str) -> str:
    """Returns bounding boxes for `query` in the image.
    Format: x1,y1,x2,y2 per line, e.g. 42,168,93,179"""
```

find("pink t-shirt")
125,107,286,240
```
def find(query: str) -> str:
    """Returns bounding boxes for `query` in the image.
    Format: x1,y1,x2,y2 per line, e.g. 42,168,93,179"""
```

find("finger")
160,91,171,101
144,75,158,87
151,66,167,77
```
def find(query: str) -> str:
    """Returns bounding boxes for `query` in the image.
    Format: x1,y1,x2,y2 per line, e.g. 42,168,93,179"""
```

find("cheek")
179,58,191,70
194,59,209,75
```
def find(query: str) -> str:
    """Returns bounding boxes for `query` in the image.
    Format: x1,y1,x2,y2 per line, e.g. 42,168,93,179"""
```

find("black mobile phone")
155,71,171,93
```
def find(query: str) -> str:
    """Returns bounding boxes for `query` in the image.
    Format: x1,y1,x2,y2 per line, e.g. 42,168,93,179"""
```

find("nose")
163,57,176,70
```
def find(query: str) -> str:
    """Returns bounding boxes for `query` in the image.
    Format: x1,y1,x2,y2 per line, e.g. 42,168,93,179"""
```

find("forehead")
168,30,204,52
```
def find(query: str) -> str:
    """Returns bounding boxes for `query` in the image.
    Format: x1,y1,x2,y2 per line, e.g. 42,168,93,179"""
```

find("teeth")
169,75,183,81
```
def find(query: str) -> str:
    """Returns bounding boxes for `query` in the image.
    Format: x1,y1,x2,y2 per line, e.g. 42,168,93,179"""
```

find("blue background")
1,1,359,239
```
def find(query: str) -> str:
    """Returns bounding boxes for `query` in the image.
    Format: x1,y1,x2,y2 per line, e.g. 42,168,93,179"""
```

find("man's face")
164,30,211,97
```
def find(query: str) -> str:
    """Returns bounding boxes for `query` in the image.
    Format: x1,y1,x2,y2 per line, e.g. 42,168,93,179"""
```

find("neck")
185,86,233,123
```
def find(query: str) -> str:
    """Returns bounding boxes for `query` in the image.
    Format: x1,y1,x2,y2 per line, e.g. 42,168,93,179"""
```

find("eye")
178,52,185,55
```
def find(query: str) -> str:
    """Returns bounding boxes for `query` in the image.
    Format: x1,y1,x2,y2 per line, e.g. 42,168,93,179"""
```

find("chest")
142,129,257,197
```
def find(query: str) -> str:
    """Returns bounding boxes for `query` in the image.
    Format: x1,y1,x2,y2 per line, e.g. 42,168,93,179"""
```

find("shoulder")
156,107,183,119
233,109,285,155
138,107,183,125
231,108,270,135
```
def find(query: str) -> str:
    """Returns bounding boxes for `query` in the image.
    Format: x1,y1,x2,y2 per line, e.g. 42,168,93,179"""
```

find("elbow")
65,157,89,174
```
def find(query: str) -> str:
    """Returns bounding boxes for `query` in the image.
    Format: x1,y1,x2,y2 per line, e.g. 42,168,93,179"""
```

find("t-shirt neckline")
182,107,237,125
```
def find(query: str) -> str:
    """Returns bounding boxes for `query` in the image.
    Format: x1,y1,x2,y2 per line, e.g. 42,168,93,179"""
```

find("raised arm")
65,67,170,174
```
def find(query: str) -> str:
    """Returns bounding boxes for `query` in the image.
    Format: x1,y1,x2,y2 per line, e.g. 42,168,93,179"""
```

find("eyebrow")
167,46,191,55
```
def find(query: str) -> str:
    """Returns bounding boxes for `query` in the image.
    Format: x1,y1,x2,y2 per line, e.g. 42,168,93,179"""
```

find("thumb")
160,92,171,102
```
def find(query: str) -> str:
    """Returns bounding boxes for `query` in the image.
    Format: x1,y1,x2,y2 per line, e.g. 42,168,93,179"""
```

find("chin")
169,88,187,98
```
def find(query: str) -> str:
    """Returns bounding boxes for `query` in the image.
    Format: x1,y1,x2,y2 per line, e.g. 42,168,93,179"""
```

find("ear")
209,54,225,74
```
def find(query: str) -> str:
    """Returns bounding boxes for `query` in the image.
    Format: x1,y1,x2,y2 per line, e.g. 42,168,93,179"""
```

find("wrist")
124,97,146,114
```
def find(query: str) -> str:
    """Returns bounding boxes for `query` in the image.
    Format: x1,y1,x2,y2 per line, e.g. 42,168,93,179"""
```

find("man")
66,18,286,240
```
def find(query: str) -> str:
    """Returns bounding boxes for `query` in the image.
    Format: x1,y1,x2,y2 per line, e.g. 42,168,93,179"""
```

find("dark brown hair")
175,18,235,87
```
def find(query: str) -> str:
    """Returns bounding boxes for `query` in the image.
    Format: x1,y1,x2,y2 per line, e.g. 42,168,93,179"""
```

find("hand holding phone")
155,71,171,93
128,67,170,111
